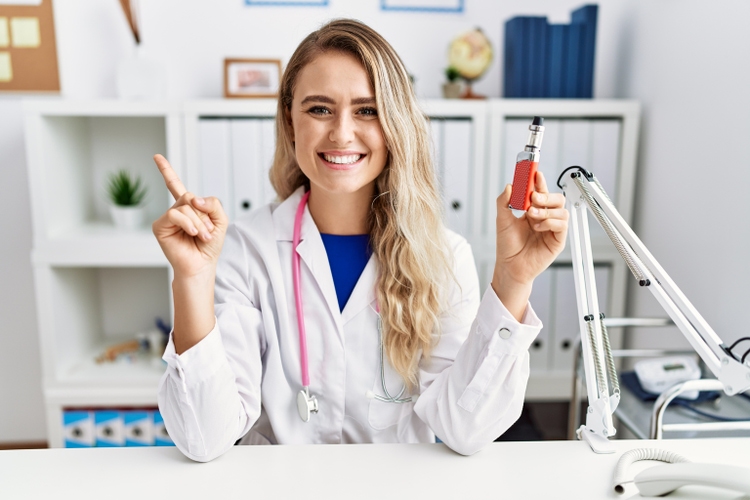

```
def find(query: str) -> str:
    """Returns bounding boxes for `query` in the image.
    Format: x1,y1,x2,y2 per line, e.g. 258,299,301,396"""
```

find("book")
571,4,598,98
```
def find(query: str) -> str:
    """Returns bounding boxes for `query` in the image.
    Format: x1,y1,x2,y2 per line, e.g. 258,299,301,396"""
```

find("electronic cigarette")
509,116,545,211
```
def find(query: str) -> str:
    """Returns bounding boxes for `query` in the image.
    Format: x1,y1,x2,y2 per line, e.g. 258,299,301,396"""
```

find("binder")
429,117,444,177
503,5,597,98
198,119,233,220
124,410,154,446
153,410,174,446
560,119,592,173
63,410,94,448
571,5,598,98
551,265,610,372
94,410,124,447
536,118,560,188
442,119,472,236
230,119,263,220
528,268,553,372
545,24,568,98
564,23,584,98
527,17,549,98
590,120,621,202
259,118,278,205
504,17,529,97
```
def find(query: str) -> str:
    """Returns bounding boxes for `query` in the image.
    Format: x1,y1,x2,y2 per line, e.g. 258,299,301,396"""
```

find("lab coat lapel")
294,232,343,337
341,255,377,324
274,187,344,340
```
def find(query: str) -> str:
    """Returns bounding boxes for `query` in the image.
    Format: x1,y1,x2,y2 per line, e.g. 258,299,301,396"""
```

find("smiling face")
288,51,388,200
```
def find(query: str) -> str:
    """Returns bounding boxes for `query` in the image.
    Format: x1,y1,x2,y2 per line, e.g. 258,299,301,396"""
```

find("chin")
313,177,378,197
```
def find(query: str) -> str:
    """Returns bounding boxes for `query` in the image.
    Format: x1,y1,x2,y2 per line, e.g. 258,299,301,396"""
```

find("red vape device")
509,116,545,211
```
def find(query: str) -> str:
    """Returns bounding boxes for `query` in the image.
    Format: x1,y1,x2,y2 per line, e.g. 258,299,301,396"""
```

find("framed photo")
224,58,282,98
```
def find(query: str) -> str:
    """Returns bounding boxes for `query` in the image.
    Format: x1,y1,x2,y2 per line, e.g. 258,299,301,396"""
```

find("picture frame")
224,58,282,98
380,0,463,13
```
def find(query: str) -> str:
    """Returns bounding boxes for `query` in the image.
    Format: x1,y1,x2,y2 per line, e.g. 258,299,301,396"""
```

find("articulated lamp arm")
556,166,750,453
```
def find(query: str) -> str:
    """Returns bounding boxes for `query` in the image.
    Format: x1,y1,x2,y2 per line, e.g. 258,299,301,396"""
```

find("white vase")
109,205,146,230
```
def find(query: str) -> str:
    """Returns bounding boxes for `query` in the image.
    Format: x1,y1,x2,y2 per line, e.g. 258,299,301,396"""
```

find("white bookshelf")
26,98,639,446
25,101,182,447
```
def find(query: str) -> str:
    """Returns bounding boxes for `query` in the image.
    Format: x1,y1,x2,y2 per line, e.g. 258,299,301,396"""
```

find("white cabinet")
25,101,182,447
485,100,640,400
26,98,639,445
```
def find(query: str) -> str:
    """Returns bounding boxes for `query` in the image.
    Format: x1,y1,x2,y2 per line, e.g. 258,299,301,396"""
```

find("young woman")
153,19,568,462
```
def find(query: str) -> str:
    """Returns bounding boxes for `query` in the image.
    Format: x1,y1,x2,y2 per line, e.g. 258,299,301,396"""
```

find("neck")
307,185,373,235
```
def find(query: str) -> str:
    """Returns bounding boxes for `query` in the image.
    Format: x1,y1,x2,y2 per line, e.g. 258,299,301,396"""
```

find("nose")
329,113,355,145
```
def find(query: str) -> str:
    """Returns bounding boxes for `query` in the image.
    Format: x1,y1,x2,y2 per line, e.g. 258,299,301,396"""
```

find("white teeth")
323,154,361,164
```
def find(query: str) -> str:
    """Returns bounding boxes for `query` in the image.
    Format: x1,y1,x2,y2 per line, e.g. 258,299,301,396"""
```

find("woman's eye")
358,107,378,117
307,106,331,115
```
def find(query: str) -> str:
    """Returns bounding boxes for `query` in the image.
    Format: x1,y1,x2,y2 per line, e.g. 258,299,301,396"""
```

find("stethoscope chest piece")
297,388,318,422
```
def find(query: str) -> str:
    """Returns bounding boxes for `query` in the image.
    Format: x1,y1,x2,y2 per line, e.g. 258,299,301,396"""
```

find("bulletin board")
0,0,60,93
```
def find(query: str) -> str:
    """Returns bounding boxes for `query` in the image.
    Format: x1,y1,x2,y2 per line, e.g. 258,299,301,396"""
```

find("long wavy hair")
270,19,453,388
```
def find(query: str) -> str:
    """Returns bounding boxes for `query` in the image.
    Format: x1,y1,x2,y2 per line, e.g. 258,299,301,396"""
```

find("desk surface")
2,439,750,499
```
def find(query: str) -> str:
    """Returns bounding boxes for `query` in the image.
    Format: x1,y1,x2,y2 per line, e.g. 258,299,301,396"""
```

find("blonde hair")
270,19,453,388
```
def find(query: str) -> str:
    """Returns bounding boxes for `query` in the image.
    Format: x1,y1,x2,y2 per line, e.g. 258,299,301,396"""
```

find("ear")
284,106,295,142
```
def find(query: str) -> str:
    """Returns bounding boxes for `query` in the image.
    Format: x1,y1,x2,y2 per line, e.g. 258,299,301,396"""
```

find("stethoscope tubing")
293,190,412,418
293,190,312,388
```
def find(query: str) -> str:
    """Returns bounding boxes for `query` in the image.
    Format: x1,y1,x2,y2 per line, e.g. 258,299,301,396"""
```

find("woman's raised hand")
492,171,569,320
152,154,228,278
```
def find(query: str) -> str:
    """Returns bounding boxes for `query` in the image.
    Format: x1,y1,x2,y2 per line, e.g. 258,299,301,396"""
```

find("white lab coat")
158,186,542,462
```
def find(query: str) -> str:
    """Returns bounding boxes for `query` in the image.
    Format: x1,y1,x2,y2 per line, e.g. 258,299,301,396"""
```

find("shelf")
36,266,171,383
55,346,165,388
32,224,167,266
25,112,179,248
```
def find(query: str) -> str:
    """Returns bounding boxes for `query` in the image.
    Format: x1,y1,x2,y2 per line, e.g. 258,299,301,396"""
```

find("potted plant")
106,169,148,230
442,66,462,99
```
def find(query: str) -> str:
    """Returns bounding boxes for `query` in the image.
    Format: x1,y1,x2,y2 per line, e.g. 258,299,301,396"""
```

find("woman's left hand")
492,172,568,320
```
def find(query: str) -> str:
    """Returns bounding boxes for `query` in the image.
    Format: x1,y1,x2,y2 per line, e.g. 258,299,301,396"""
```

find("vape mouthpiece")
526,116,545,151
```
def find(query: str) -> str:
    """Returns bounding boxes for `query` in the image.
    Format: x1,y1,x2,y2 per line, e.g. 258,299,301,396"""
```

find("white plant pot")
109,205,146,230
442,82,462,99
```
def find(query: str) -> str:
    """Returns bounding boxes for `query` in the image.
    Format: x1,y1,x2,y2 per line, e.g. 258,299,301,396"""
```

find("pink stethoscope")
292,190,412,423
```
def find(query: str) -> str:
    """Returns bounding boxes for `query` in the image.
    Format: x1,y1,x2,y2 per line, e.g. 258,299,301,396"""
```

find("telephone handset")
633,462,750,497
613,448,750,497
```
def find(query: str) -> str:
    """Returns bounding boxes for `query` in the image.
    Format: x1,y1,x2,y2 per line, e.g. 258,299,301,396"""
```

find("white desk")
2,439,750,499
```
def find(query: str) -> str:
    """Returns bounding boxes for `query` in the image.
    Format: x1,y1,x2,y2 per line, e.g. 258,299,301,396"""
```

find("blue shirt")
319,233,372,312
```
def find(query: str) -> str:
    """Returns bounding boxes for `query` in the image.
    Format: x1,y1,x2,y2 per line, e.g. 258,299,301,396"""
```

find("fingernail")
190,226,198,235
203,232,212,240
530,207,539,215
195,197,205,205
535,223,541,229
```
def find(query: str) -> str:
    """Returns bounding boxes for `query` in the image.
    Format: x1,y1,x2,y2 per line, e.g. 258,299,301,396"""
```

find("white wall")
0,0,748,442
619,1,750,352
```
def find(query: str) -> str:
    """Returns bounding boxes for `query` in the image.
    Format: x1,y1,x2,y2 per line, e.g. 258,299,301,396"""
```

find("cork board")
0,0,60,93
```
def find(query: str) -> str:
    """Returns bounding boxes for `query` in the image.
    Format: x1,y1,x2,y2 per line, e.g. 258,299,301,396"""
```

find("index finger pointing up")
154,154,186,200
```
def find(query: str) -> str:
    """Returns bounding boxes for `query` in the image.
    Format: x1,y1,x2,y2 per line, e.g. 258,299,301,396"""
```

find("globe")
448,28,493,82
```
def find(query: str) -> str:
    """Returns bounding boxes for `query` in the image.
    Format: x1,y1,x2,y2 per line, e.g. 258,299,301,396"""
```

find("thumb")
495,184,518,228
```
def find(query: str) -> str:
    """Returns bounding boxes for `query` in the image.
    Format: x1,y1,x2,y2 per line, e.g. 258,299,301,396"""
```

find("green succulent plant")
445,66,461,83
106,169,147,207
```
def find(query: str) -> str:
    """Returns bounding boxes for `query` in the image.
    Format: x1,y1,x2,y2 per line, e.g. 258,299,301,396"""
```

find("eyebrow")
300,95,376,106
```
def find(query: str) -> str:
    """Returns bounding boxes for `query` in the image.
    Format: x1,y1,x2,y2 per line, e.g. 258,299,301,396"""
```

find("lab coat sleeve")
158,224,266,462
412,235,542,456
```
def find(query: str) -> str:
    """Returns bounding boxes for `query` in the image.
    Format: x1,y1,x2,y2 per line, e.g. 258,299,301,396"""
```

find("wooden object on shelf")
118,0,140,44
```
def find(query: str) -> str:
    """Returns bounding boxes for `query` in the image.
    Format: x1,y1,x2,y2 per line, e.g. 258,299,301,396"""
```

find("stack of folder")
504,5,598,98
